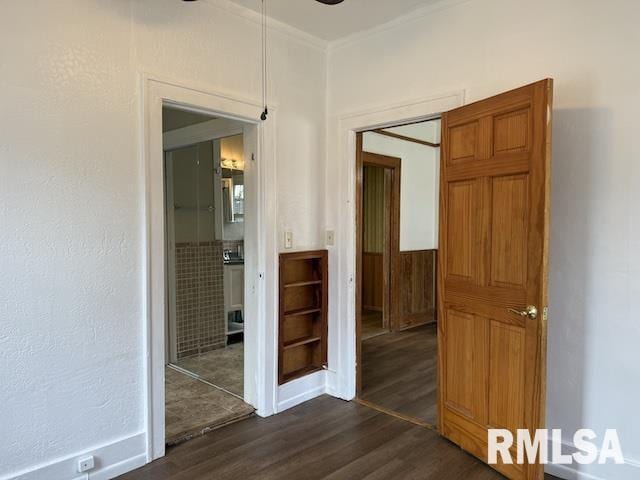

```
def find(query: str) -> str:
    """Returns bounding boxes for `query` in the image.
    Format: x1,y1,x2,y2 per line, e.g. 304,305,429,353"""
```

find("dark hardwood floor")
361,324,437,425
119,395,560,480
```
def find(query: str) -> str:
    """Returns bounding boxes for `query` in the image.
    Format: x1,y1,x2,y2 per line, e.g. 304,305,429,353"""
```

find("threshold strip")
355,398,437,431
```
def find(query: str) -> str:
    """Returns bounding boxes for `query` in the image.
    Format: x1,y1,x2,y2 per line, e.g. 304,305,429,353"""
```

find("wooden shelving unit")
278,250,328,385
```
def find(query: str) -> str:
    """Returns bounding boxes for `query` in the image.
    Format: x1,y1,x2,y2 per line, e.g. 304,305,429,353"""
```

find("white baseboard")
276,370,327,413
545,438,640,480
3,432,147,480
545,461,640,480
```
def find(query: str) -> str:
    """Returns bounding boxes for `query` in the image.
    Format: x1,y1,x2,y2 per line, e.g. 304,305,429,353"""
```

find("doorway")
162,106,253,445
356,119,441,427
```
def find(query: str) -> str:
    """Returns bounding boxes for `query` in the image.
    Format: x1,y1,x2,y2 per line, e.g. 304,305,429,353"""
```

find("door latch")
507,305,538,320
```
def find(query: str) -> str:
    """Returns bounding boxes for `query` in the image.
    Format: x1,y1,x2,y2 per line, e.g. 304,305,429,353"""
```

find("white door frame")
142,74,278,462
327,90,466,401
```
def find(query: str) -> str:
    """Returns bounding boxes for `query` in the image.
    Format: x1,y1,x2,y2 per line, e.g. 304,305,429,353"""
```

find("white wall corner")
1,433,147,480
205,0,328,53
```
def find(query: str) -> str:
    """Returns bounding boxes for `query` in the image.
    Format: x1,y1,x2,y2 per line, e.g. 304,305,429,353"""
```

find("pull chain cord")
260,0,268,121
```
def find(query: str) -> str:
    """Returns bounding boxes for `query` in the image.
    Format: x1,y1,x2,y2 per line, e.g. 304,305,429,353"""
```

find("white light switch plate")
284,231,293,249
326,230,335,246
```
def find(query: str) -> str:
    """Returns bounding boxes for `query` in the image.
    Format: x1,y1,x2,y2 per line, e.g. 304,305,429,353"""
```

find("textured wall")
0,0,326,476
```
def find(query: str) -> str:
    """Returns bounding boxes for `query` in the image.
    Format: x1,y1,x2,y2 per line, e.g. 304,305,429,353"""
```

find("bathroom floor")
175,342,244,396
165,342,252,445
165,366,253,445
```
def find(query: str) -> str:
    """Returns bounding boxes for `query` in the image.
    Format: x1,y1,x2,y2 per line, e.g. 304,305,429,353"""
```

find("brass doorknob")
507,305,538,320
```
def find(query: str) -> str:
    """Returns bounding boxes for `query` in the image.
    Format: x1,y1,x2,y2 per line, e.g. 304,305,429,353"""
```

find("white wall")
363,131,439,251
327,1,640,479
0,0,326,478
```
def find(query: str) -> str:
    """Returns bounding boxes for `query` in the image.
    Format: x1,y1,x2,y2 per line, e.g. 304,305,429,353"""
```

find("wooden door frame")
355,133,401,395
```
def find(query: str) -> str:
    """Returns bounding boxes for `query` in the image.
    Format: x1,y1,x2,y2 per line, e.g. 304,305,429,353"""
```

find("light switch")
284,231,293,249
326,230,335,246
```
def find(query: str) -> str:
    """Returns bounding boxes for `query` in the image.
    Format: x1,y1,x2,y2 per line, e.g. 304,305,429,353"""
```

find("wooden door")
438,79,553,480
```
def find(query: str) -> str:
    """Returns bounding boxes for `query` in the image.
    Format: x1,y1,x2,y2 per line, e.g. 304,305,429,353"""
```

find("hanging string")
260,0,269,121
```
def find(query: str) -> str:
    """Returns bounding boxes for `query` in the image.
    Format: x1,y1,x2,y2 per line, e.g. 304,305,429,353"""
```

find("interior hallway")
120,395,560,480
361,324,437,425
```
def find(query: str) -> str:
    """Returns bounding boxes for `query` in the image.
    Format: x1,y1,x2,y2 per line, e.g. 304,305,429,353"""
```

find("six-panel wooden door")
438,79,553,480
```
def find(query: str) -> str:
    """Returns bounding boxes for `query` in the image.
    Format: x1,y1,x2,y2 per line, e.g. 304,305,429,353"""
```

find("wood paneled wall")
398,250,437,329
362,252,383,311
363,165,385,254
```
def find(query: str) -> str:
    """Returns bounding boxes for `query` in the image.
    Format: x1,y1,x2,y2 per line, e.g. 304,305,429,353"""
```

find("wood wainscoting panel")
362,252,383,311
398,250,437,329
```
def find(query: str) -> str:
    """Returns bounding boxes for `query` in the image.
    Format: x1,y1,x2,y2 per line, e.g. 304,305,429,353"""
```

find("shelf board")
283,280,322,288
282,365,322,384
283,307,321,318
283,335,321,350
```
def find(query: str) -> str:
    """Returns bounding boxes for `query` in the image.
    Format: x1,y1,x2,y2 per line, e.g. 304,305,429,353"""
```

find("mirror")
222,170,244,224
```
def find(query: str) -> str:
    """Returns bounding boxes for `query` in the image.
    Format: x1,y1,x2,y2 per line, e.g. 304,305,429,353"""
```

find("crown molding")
203,0,329,52
328,0,473,51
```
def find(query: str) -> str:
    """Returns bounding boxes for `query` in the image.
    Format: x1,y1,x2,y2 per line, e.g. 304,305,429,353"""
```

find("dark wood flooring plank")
361,324,438,424
119,396,560,480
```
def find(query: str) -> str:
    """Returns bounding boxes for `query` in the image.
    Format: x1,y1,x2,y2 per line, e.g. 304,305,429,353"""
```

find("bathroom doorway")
162,106,253,445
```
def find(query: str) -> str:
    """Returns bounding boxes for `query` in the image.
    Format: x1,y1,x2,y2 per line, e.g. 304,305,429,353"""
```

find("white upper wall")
363,131,439,251
327,0,640,477
0,0,326,477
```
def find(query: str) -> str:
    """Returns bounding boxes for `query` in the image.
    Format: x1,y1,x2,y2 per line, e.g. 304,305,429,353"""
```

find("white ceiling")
227,0,443,41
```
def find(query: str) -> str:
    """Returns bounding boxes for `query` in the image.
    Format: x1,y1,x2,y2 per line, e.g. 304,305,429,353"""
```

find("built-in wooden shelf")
284,280,322,289
284,335,322,350
279,250,328,385
281,365,323,384
283,307,322,317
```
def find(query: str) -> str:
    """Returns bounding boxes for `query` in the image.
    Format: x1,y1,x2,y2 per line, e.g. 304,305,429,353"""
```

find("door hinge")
543,306,548,321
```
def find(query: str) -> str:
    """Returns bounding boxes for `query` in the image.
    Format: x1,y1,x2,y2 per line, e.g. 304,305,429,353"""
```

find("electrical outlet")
326,230,335,246
78,456,95,473
284,231,293,249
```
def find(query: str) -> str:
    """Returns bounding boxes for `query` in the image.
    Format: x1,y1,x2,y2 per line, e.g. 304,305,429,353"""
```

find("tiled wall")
174,241,225,358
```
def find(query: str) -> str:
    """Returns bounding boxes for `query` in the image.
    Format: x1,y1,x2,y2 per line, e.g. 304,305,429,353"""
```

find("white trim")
204,0,328,52
326,90,465,401
328,0,473,51
141,74,279,462
163,117,245,151
276,371,327,413
0,433,146,480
